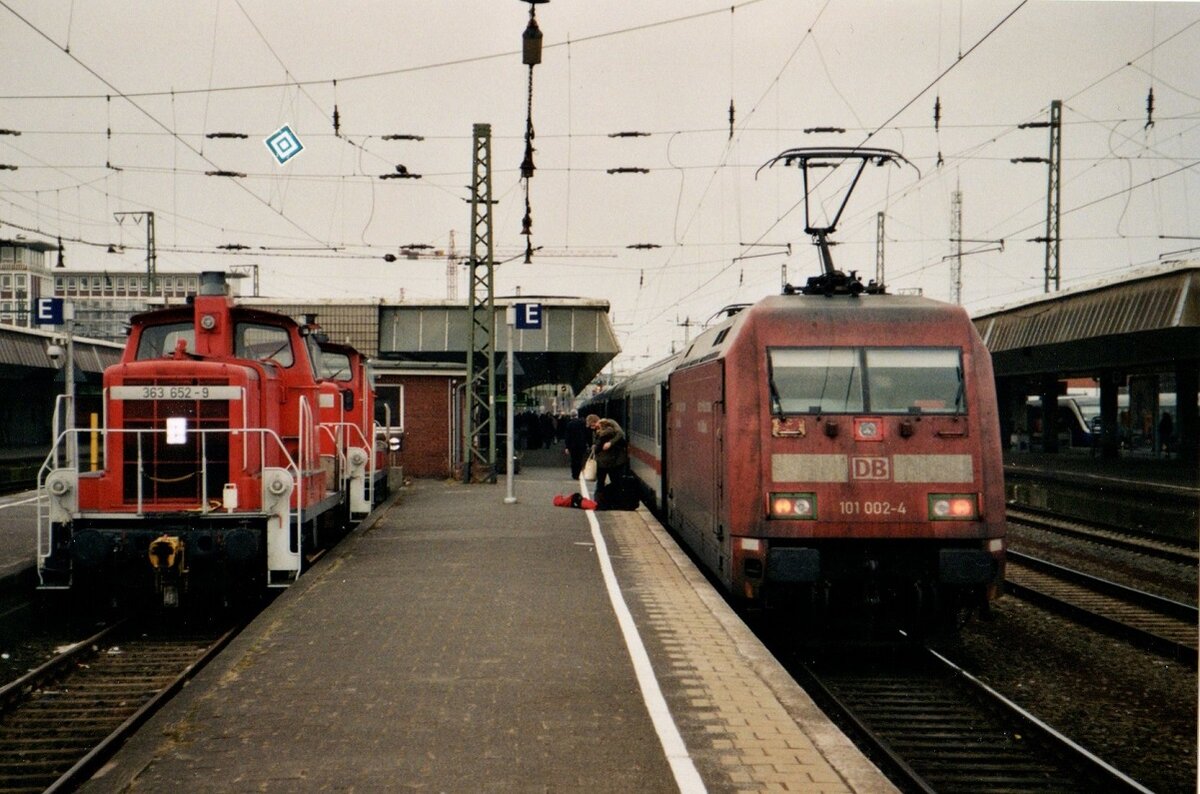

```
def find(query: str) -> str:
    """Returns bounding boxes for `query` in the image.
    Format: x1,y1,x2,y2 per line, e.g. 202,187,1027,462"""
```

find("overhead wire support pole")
950,187,963,304
112,210,156,295
1044,99,1062,293
1018,100,1063,293
464,123,497,484
875,212,886,289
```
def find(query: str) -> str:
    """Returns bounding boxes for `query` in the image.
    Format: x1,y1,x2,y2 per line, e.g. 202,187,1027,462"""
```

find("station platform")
77,453,895,793
1004,450,1199,493
1003,450,1199,544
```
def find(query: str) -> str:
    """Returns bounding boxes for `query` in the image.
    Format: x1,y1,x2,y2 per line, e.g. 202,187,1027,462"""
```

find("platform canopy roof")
972,262,1200,379
377,297,620,394
0,324,122,377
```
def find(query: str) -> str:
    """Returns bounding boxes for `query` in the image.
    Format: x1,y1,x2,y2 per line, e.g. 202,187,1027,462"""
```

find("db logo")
851,456,891,480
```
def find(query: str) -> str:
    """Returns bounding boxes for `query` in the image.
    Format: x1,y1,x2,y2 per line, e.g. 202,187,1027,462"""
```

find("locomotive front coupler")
149,534,187,608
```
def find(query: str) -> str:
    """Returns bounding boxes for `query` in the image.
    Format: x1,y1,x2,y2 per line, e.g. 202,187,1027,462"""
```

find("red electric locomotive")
590,147,1005,628
36,271,383,607
595,287,1005,627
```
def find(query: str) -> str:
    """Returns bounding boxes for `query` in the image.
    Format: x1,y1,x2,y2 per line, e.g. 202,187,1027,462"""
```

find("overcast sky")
2,0,1198,367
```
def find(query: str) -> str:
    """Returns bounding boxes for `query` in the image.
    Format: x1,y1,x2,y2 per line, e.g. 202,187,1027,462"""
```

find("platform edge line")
582,481,707,794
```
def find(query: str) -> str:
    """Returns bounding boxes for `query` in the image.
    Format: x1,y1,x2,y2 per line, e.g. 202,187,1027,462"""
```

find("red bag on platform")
553,493,597,510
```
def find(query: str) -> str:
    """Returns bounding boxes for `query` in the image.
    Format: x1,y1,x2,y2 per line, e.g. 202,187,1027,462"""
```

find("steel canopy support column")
1039,374,1060,454
464,123,497,484
1175,362,1198,464
1098,370,1122,460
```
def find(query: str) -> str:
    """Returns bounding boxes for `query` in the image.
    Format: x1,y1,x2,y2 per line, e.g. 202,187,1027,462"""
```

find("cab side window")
235,323,294,367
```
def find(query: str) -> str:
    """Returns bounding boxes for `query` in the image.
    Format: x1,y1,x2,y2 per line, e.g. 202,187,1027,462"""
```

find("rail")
795,643,1153,792
0,619,240,793
1006,550,1198,664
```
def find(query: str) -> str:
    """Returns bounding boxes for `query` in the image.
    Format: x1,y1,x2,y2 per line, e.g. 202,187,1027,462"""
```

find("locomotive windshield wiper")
954,367,965,412
769,378,783,416
260,341,290,362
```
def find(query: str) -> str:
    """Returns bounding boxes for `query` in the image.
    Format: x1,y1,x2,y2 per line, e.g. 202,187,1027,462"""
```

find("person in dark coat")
592,417,628,494
564,411,591,479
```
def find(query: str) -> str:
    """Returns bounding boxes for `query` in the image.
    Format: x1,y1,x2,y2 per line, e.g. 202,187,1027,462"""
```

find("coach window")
865,348,963,414
136,322,194,359
768,348,863,414
236,323,294,367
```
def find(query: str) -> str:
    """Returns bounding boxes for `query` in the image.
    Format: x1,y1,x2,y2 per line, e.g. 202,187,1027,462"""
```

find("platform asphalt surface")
71,455,894,793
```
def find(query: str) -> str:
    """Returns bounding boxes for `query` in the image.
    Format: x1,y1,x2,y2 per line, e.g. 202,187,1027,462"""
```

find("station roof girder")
377,298,619,394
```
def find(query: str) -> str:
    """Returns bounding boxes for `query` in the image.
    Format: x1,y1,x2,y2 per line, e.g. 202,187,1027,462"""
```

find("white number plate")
838,500,908,516
111,385,242,401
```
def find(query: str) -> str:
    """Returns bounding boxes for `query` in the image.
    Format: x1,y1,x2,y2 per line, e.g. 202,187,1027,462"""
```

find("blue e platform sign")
32,297,64,325
514,302,543,330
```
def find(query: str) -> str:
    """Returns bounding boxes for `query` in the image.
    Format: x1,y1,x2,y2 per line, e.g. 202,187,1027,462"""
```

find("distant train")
36,272,391,608
586,282,1006,629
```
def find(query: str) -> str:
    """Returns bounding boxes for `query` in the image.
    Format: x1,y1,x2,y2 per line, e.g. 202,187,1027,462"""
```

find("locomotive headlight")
928,493,978,520
769,492,816,520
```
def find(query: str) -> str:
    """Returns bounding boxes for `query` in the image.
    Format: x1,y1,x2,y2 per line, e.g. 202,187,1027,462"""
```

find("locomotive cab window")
865,348,963,414
136,322,194,359
768,348,863,414
235,323,294,367
768,347,963,415
319,350,353,381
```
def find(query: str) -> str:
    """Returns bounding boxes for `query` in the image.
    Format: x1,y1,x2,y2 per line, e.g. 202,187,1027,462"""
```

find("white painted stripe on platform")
0,495,38,509
581,479,707,794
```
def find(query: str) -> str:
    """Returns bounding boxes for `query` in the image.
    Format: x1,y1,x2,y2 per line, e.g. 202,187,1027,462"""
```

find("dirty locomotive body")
37,272,389,608
590,290,1006,629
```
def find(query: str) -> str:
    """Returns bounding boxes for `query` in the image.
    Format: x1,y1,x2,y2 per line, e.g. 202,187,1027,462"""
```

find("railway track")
0,619,238,793
1006,506,1197,565
1005,551,1198,665
796,644,1152,793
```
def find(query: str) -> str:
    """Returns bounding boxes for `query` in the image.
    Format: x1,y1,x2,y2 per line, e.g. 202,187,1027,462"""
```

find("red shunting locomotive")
37,271,389,608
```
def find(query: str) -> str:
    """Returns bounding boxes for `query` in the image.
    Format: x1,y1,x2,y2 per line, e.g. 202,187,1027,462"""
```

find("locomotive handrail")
36,424,304,583
38,426,301,513
323,420,379,507
318,424,351,473
48,393,76,471
293,396,313,572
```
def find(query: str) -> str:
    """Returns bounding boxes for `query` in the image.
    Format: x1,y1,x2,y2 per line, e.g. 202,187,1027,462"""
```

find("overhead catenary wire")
633,0,1032,334
0,0,336,250
0,0,772,101
1,3,1195,328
